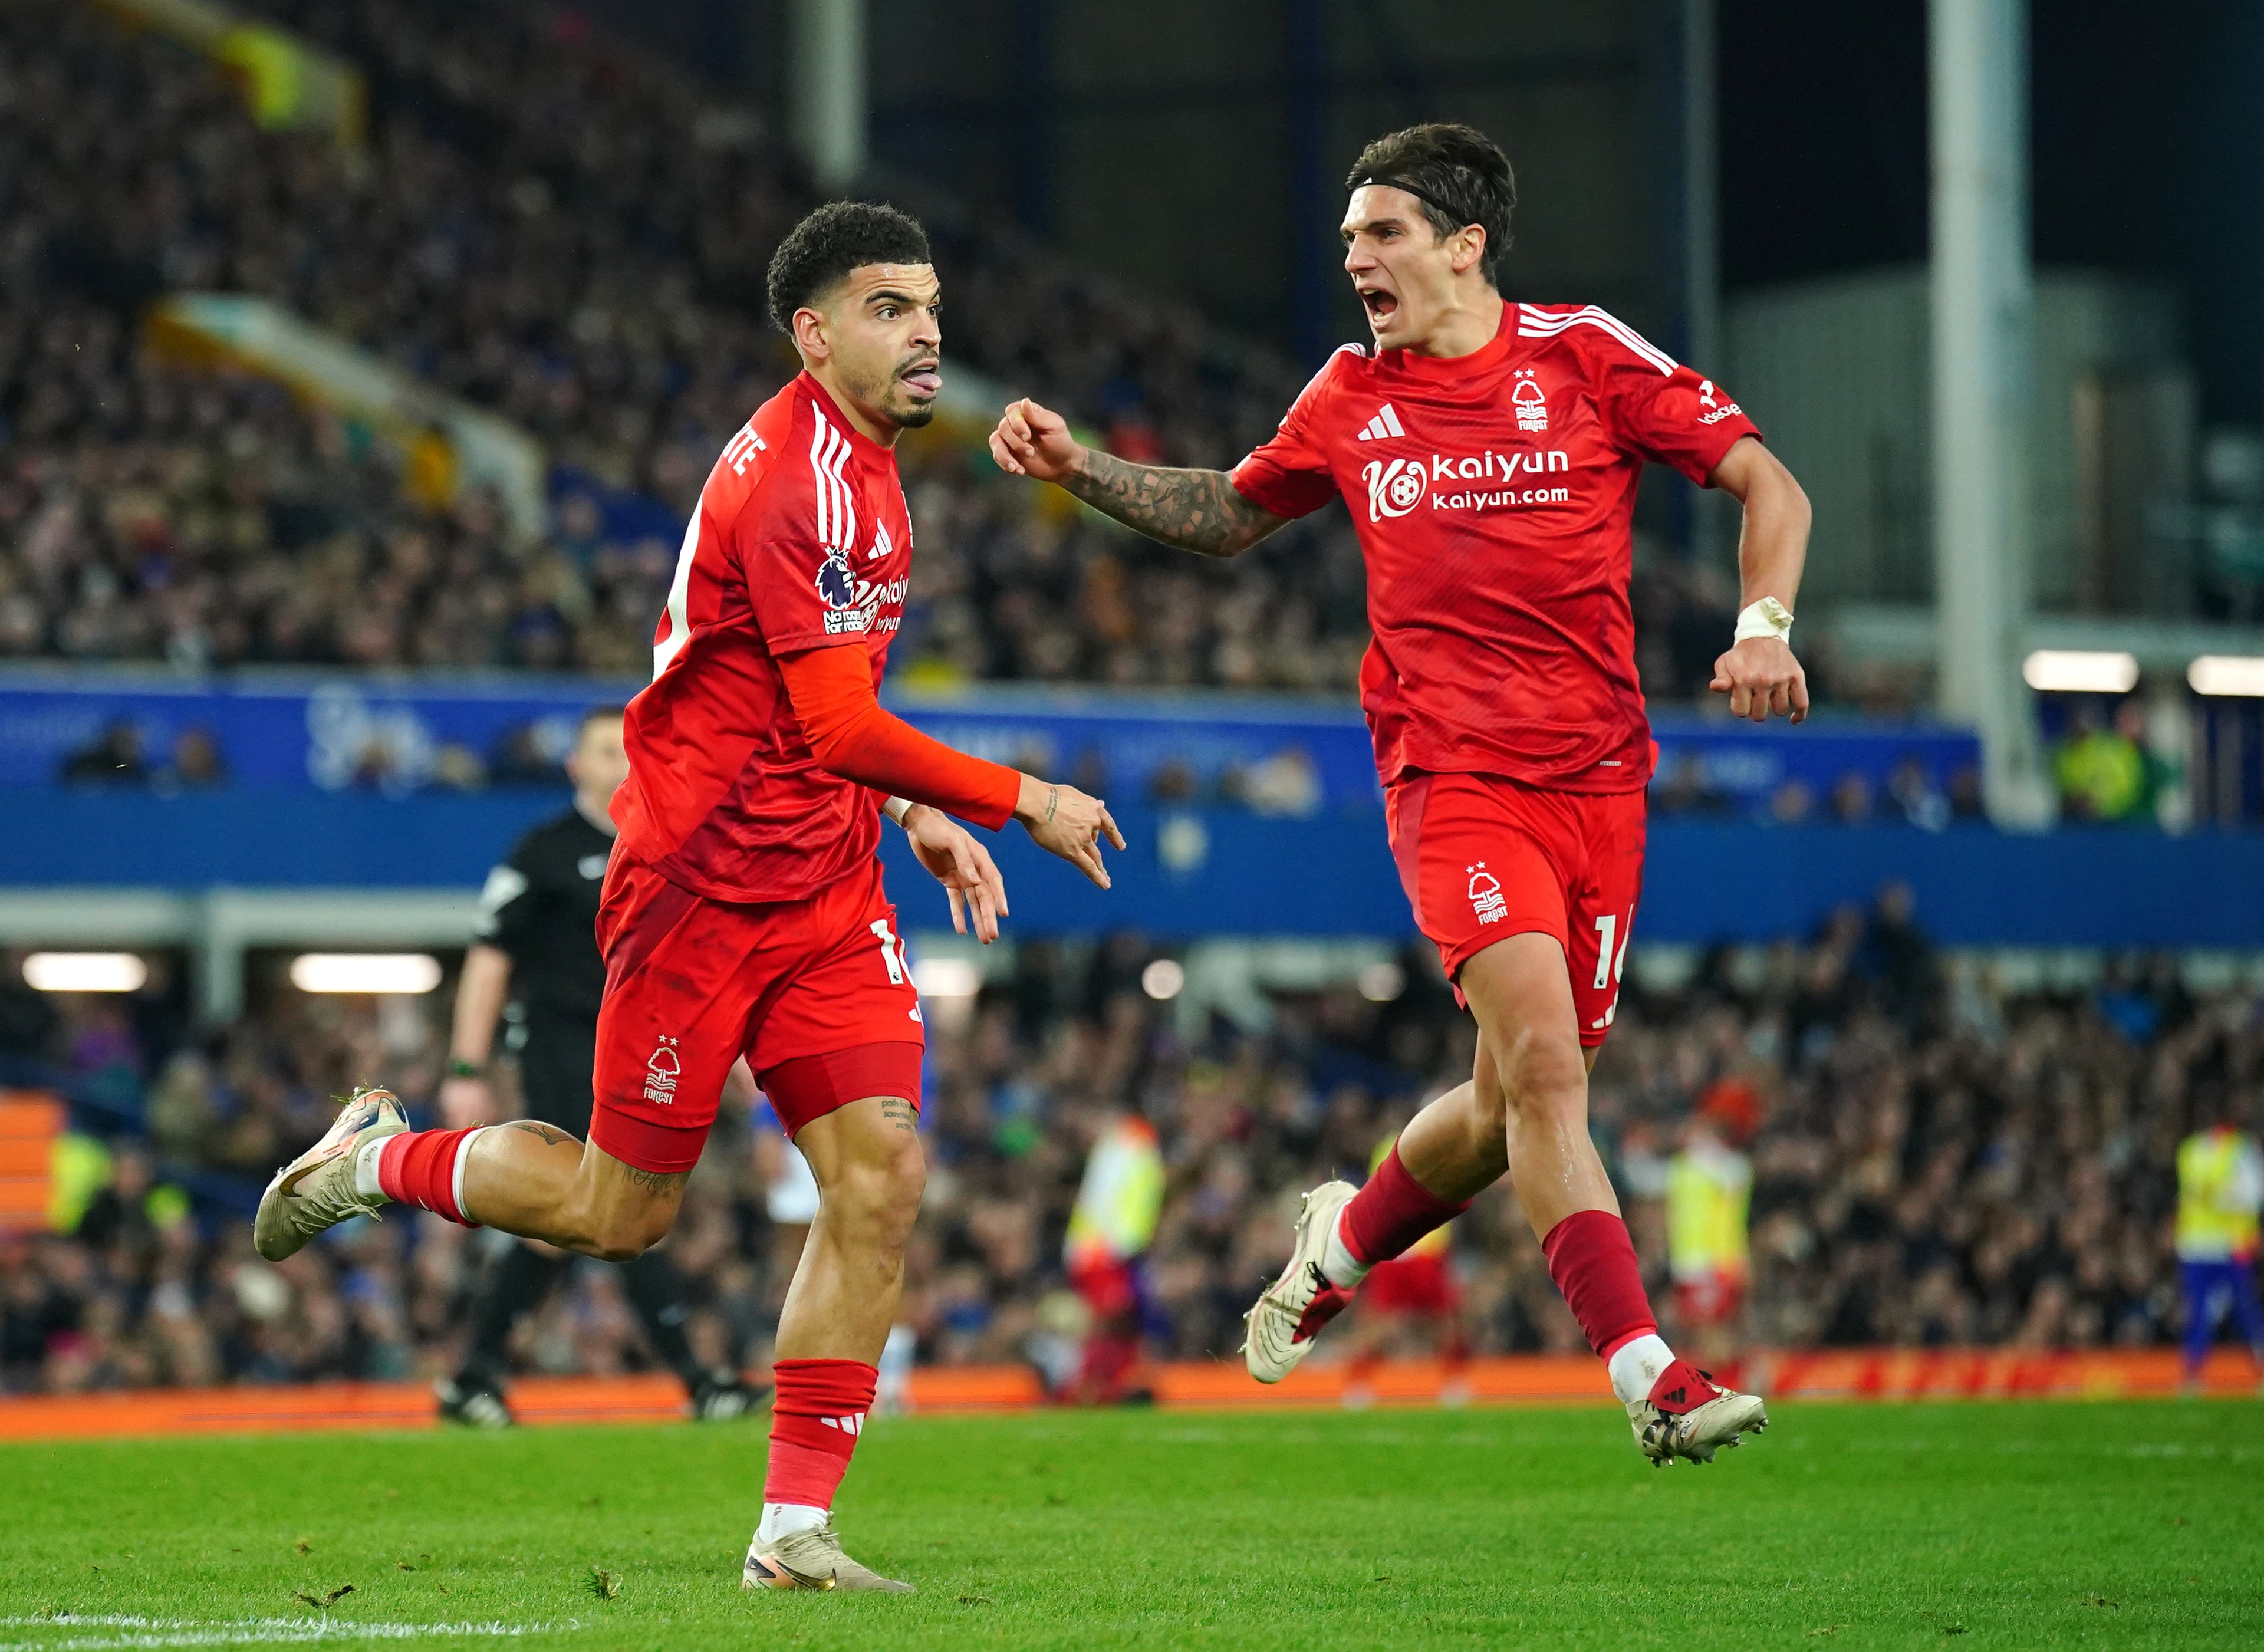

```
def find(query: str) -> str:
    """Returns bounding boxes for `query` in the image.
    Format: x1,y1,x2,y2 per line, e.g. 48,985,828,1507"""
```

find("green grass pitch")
2,1400,2258,1650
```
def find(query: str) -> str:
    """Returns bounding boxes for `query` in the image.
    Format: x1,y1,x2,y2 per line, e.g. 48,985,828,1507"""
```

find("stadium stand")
0,899,2229,1394
1,0,1755,697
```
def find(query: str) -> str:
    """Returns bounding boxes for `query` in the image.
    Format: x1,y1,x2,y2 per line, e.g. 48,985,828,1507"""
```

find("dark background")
570,0,2264,425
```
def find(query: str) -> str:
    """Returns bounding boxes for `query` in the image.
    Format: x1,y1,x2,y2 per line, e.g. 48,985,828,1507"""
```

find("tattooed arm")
989,397,1290,558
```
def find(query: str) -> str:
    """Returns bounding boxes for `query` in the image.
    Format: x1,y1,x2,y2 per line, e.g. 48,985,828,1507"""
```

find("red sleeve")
1588,324,1763,486
777,646,1022,831
1228,349,1351,519
735,424,871,656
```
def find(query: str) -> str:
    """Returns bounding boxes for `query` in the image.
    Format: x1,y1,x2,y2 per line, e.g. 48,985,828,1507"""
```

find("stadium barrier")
0,1094,65,1235
0,1350,2251,1442
8,789,2264,947
0,671,1975,811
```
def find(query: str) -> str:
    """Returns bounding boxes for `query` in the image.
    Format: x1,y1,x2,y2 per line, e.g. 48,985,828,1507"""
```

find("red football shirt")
611,373,914,903
1230,300,1762,794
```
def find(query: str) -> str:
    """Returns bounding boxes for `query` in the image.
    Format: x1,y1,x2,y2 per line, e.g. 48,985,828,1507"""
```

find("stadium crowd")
1,0,1749,701
1,893,2243,1394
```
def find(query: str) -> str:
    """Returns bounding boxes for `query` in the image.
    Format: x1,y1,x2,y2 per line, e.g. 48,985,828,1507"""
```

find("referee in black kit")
434,705,758,1426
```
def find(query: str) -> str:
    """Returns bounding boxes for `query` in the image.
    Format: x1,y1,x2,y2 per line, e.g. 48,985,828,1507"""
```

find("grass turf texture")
1,1400,2258,1650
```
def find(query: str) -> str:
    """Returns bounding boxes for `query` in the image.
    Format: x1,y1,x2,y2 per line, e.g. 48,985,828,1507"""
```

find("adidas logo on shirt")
1354,403,1406,442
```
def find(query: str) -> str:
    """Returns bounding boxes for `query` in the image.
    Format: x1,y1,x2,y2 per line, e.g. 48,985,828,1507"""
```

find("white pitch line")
0,1617,578,1650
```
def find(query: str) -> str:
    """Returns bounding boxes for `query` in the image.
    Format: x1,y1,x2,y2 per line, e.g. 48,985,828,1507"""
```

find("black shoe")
436,1376,513,1428
692,1372,767,1421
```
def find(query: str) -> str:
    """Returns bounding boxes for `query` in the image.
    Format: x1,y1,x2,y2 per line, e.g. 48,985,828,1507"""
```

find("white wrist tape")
1733,596,1794,645
883,797,914,826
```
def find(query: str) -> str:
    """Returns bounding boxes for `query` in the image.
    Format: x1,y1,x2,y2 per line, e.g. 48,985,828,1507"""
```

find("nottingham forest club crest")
643,1035,681,1106
1512,368,1548,432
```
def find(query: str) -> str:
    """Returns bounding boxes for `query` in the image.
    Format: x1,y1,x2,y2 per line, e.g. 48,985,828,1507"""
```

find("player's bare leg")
745,1095,924,1594
255,1101,684,1263
1247,934,1762,1460
1458,936,1763,1462
1454,936,1614,1230
453,1122,687,1258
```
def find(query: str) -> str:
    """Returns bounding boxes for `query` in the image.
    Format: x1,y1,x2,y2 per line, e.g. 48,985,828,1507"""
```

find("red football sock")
1340,1145,1470,1268
1540,1208,1658,1360
766,1358,878,1509
374,1128,483,1228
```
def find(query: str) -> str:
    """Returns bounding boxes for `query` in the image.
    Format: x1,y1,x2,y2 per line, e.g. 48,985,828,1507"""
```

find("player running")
432,705,758,1429
256,201,1123,1590
991,123,1809,1466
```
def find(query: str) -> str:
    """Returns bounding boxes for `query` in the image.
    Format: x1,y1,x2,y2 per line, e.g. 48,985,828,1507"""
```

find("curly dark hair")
764,201,933,333
1345,123,1516,283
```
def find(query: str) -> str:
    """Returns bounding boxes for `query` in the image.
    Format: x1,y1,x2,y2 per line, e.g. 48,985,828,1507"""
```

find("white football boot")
1628,1363,1768,1466
1241,1180,1360,1383
252,1086,407,1261
743,1518,913,1593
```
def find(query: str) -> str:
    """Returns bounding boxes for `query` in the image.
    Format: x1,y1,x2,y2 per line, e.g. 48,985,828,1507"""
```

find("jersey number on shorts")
868,918,910,984
869,919,923,1024
1591,908,1634,1031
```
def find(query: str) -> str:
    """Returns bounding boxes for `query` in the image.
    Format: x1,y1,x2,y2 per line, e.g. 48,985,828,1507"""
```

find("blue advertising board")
3,789,2263,946
0,669,1977,814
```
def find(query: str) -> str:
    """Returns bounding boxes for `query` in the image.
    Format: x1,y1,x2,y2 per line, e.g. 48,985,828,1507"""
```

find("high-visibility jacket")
2176,1126,2263,1262
1667,1137,1751,1284
1065,1116,1164,1269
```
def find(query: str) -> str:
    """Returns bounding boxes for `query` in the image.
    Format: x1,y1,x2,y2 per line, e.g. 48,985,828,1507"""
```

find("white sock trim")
1608,1332,1676,1406
756,1503,828,1545
450,1127,487,1225
353,1135,393,1202
1320,1210,1371,1289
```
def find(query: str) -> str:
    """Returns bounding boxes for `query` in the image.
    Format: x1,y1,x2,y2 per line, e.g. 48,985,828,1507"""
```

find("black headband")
1351,174,1473,230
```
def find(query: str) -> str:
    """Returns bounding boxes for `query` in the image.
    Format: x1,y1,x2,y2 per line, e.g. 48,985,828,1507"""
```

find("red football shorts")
1674,1272,1746,1328
1361,1253,1460,1317
1384,772,1646,1046
589,854,924,1174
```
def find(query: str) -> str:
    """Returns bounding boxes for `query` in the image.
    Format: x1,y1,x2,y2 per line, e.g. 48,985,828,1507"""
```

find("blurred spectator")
1650,751,1732,818
1946,764,1987,822
59,721,149,785
1768,777,1814,825
2173,1111,2263,1387
1885,754,1950,830
161,728,229,789
1060,1113,1164,1403
1147,760,1201,806
1220,747,1322,818
1666,1105,1753,1386
1828,770,1874,825
2054,702,2156,822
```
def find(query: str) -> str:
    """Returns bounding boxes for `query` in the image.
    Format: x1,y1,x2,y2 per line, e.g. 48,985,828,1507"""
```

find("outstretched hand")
1013,774,1126,889
439,1075,490,1130
1710,636,1809,725
904,805,1009,942
988,397,1083,483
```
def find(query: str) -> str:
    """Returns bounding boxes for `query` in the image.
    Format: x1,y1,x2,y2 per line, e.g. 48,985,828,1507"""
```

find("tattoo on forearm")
1065,452,1285,557
502,1120,578,1147
1043,785,1058,825
880,1099,917,1134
